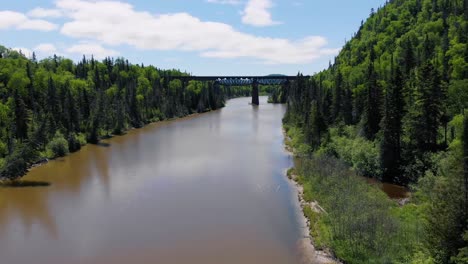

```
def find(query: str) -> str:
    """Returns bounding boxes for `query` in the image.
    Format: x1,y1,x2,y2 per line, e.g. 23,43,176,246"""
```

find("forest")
1,0,467,262
275,0,468,263
0,47,252,180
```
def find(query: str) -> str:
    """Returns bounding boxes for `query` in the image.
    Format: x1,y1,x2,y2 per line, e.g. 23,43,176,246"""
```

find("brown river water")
0,97,307,264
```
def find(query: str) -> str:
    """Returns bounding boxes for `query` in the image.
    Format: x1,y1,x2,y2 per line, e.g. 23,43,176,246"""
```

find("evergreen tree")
381,66,405,183
342,87,353,125
13,90,29,141
332,70,343,122
363,48,381,140
408,62,443,153
306,100,326,149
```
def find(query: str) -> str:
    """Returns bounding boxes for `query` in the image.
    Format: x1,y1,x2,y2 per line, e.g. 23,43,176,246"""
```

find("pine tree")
13,90,29,141
408,62,443,152
381,66,405,183
401,37,415,77
332,70,343,122
306,100,326,149
47,76,59,134
363,48,382,139
342,87,353,125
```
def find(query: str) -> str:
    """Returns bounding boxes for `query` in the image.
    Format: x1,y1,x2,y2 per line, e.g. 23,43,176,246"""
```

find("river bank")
282,123,423,263
0,97,307,264
283,131,340,264
0,109,218,183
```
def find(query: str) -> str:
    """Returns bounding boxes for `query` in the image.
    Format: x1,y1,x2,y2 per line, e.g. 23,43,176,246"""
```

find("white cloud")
12,47,33,58
241,0,280,27
55,0,337,64
0,11,58,31
206,0,242,5
66,42,119,59
28,7,63,18
34,43,58,54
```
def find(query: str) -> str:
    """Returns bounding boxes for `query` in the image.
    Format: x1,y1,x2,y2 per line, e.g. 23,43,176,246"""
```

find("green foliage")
295,155,416,263
318,126,382,178
267,85,288,104
447,80,468,115
0,152,27,179
452,231,468,264
0,143,35,179
283,0,468,261
46,132,69,158
0,46,242,179
67,133,82,153
286,167,295,179
284,124,311,156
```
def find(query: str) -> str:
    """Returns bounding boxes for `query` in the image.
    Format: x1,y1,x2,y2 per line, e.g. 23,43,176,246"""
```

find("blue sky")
0,0,385,75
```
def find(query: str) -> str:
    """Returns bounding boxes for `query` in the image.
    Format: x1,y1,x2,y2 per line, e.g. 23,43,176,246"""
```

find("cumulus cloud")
55,0,338,64
0,11,58,31
66,42,119,59
34,43,58,54
28,7,63,18
241,0,280,27
206,0,242,5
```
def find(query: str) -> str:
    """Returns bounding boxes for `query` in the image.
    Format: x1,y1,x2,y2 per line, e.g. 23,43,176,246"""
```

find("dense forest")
277,0,468,263
0,47,247,180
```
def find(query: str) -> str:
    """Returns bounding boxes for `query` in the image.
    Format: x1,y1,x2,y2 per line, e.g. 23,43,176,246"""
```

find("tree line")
0,47,228,180
279,0,468,262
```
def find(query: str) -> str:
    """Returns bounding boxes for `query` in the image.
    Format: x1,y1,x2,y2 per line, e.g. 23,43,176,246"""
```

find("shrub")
0,144,28,179
77,133,87,146
67,133,81,153
46,132,69,158
318,126,382,178
295,156,412,263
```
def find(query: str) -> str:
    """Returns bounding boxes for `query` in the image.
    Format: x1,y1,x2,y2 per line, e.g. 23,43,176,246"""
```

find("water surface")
0,97,304,264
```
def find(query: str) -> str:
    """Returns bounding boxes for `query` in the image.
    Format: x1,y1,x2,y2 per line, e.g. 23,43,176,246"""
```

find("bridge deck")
174,76,305,81
170,75,304,105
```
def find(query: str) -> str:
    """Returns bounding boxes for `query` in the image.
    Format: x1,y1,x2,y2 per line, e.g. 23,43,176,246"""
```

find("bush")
295,156,413,263
46,132,69,158
0,144,28,180
67,133,82,153
318,126,382,178
77,133,87,146
285,125,312,156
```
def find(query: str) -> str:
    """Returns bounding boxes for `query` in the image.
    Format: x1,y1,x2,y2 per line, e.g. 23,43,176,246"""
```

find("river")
0,97,310,264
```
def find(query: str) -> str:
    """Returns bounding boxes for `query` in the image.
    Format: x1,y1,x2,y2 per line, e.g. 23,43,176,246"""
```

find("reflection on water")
0,97,304,264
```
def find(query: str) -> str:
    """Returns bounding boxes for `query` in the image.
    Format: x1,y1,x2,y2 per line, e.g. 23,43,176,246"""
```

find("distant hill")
265,74,287,77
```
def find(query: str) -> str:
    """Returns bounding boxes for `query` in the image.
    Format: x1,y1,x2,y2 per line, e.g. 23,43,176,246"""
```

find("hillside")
281,0,468,263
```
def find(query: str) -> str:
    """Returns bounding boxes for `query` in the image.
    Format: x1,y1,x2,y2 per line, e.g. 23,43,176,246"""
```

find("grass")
285,123,422,264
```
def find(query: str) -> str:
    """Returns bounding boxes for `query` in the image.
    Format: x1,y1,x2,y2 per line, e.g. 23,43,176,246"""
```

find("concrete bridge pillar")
252,79,259,105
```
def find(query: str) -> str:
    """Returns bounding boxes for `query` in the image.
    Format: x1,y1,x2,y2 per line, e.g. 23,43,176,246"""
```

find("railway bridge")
175,76,303,105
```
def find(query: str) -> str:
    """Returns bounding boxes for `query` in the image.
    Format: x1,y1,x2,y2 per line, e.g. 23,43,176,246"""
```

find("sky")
0,0,386,76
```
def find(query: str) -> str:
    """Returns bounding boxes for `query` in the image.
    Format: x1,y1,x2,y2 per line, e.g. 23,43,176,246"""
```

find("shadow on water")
95,142,111,148
0,180,51,188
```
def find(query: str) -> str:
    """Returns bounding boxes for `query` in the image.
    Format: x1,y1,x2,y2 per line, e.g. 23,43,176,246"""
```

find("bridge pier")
252,79,259,105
